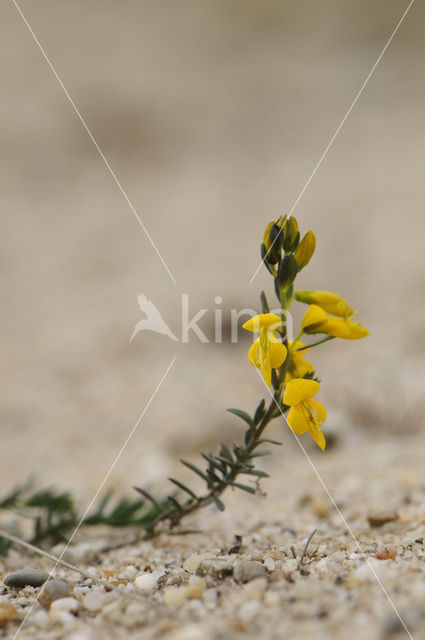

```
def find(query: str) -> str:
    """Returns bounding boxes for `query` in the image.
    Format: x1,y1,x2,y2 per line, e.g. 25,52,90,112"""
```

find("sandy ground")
1,1,425,638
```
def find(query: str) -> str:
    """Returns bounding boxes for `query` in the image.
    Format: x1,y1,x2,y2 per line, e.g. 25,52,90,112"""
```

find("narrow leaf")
241,469,269,478
232,483,256,494
168,478,197,500
213,496,225,511
253,399,266,425
227,408,254,427
219,442,234,463
180,460,208,482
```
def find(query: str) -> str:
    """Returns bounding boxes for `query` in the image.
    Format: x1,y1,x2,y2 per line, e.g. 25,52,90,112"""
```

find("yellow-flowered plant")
241,215,368,452
126,216,369,534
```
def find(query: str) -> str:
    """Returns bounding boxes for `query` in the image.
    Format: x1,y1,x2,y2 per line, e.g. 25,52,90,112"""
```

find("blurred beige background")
1,0,424,501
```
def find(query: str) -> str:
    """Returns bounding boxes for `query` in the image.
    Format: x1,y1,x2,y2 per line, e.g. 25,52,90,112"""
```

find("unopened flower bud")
293,230,316,271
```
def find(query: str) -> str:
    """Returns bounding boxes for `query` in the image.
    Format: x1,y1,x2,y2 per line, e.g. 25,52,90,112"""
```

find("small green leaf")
180,460,209,482
167,496,183,513
168,478,197,500
241,469,269,478
256,438,283,446
253,399,266,425
213,495,225,511
219,443,234,463
260,291,270,314
227,408,254,427
249,450,271,458
201,453,225,474
232,483,256,494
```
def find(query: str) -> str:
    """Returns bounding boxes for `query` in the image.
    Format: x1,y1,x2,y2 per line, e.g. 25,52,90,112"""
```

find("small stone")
50,597,79,614
0,601,18,626
4,569,50,588
167,623,212,640
312,499,330,518
283,558,298,573
39,580,71,609
187,576,206,599
82,590,114,612
134,573,158,592
233,560,267,583
31,609,49,629
238,600,261,623
163,586,190,606
375,547,397,560
367,511,397,528
263,557,275,572
243,576,268,596
196,557,233,580
183,553,216,573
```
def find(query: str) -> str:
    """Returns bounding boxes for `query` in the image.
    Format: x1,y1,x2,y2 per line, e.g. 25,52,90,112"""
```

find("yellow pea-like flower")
301,305,369,340
285,341,314,381
295,290,354,317
283,379,326,450
243,313,287,386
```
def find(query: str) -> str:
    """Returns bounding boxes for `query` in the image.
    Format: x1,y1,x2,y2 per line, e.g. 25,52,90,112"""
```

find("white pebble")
134,573,158,592
50,597,80,614
31,609,49,629
238,600,261,623
264,557,276,571
82,590,114,612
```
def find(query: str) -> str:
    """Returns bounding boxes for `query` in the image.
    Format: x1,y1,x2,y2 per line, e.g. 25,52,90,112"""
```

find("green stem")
148,389,285,535
295,335,335,351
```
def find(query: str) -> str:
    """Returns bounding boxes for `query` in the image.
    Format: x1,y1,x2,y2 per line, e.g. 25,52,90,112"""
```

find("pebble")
233,560,267,583
167,623,212,640
367,510,397,528
50,597,80,614
375,547,397,560
196,557,233,579
0,601,17,626
312,499,330,518
163,586,191,606
134,573,158,592
82,590,115,612
39,579,71,608
4,569,50,588
238,600,261,623
183,553,217,573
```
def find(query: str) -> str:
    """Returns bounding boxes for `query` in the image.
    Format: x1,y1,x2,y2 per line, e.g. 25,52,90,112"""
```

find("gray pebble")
39,580,71,608
4,569,50,588
196,557,233,579
233,560,267,583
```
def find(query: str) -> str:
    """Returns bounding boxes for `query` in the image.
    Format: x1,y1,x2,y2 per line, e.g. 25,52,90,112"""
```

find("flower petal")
283,379,320,406
308,399,327,424
243,313,282,333
287,405,309,434
248,338,261,368
309,427,326,450
269,341,287,369
261,361,272,387
300,305,328,332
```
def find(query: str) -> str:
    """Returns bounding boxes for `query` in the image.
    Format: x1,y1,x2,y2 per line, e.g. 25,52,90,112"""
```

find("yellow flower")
243,314,287,386
285,341,314,381
295,290,354,317
301,305,369,340
283,379,326,450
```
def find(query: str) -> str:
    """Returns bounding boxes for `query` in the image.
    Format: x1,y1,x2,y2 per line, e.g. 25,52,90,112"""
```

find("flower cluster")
243,216,368,450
